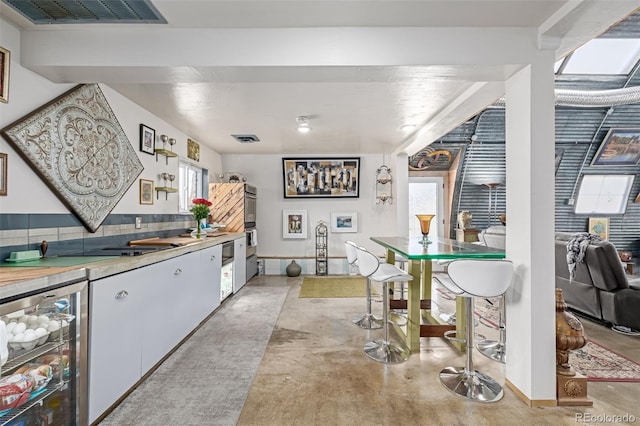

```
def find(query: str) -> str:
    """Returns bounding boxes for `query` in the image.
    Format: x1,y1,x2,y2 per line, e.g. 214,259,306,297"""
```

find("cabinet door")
140,254,198,373
200,244,222,315
233,237,247,292
89,273,144,423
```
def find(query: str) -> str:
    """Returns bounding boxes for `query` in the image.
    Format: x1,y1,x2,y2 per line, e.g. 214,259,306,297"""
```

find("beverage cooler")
0,281,87,425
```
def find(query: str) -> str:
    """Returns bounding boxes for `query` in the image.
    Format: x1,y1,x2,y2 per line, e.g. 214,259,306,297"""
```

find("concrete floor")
237,275,640,426
101,274,640,425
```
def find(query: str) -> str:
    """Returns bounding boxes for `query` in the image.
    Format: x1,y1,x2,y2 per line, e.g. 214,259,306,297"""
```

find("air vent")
2,0,167,24
231,134,260,143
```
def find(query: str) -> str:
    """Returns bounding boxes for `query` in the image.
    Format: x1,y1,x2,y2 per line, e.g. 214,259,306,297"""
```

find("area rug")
299,276,369,298
569,340,640,382
433,284,640,382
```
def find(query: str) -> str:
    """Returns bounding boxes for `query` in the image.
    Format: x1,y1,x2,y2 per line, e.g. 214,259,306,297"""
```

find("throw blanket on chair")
566,232,601,282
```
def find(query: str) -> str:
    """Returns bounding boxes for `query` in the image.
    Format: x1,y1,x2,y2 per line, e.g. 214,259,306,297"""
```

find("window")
179,160,208,213
574,174,634,214
409,177,444,240
559,39,640,75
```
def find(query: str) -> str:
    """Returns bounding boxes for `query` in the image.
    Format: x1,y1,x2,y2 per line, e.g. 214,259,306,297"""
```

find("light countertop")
0,233,244,300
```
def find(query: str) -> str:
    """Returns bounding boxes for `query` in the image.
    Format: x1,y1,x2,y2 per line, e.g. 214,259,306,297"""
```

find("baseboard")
505,379,557,407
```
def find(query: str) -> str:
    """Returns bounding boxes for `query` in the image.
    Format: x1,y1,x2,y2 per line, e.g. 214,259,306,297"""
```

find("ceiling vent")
2,0,167,24
231,134,260,144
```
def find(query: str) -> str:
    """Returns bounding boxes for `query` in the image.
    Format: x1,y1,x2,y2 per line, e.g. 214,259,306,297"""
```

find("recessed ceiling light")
296,116,312,133
400,124,416,132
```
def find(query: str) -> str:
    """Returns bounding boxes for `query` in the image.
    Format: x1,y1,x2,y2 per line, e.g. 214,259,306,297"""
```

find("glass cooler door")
0,280,87,426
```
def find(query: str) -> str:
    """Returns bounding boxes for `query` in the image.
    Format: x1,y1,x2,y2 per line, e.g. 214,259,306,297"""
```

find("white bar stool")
476,295,507,364
355,246,413,364
437,259,513,402
345,241,382,330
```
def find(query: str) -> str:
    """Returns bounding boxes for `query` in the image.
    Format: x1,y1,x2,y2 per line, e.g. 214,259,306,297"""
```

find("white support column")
394,152,409,236
504,52,557,405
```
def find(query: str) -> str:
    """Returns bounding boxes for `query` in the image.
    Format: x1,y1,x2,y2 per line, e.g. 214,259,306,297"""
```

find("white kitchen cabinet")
233,237,247,293
89,270,146,423
140,253,200,373
89,250,202,421
199,244,222,316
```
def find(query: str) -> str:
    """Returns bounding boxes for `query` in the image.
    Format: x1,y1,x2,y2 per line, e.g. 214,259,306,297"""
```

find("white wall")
221,154,398,258
0,17,222,218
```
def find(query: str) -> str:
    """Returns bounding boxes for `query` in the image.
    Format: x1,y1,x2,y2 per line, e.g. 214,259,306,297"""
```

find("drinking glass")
416,214,435,245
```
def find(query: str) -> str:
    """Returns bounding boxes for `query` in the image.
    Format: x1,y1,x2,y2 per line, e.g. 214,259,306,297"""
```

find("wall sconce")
376,165,393,205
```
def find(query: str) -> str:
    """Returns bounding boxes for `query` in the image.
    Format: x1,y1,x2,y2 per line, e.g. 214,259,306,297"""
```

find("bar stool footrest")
443,329,466,344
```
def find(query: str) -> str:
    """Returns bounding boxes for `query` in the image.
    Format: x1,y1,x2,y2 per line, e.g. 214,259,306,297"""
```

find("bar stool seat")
437,259,513,402
355,246,413,363
345,241,382,330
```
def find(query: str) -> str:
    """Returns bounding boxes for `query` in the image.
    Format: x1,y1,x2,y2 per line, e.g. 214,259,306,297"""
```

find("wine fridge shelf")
3,341,67,375
0,380,67,426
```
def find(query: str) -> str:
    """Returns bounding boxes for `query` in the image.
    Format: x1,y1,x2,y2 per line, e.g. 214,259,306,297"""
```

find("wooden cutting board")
128,237,198,246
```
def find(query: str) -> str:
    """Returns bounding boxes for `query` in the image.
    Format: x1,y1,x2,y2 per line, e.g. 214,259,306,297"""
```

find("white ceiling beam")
22,27,541,83
396,81,506,156
538,0,640,59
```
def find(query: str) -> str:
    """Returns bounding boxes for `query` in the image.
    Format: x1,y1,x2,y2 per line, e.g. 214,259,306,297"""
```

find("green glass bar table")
370,236,505,353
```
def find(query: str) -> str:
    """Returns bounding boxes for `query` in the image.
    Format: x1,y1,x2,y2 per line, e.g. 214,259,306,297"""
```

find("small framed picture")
330,211,358,233
0,153,7,196
0,46,10,103
139,124,155,155
187,138,200,162
139,179,154,205
591,128,640,166
588,217,609,240
282,209,308,239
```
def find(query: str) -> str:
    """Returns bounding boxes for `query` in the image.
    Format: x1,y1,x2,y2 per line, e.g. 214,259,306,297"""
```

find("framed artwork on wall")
0,153,7,196
588,217,609,240
282,209,308,239
590,128,640,166
0,46,9,103
282,157,360,198
139,124,155,155
187,138,200,161
330,211,358,233
139,179,154,205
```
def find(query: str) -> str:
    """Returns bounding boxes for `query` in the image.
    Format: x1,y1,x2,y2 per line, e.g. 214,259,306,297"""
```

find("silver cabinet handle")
174,268,182,275
210,255,216,261
115,290,128,300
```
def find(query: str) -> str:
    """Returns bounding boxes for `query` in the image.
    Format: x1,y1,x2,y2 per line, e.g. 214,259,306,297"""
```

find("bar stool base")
352,313,383,329
476,340,506,364
439,367,503,402
364,340,410,363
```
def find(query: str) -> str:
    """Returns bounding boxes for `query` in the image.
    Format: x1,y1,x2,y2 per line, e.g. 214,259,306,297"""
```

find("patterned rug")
433,284,640,382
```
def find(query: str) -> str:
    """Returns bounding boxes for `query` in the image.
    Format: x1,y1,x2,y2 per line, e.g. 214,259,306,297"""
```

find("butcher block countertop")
0,232,244,300
0,267,88,300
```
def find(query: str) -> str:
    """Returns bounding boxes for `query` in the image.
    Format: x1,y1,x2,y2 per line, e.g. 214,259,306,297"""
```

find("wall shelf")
155,149,177,165
155,186,177,200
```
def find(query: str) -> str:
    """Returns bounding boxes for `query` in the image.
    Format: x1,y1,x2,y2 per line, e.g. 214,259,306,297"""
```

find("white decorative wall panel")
1,84,143,232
